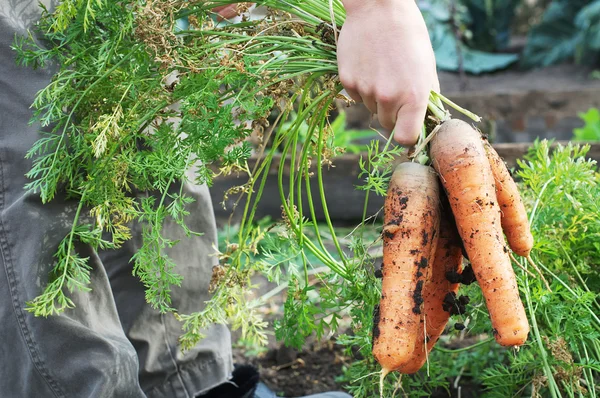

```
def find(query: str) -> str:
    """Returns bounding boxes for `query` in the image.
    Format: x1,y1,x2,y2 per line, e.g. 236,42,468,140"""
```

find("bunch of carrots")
373,118,546,383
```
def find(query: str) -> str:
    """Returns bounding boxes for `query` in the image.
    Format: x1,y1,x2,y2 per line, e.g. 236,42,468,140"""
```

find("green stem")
44,191,87,306
315,96,348,271
301,102,341,266
426,97,447,121
523,259,561,398
557,242,600,310
535,261,600,330
433,337,494,353
276,116,346,277
433,91,481,122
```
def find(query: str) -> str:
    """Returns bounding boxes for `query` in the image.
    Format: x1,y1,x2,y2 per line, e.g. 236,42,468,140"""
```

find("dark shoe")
197,364,260,398
198,364,351,398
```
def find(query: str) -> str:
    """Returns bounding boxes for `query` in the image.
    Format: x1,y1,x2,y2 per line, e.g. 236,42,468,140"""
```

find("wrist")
342,0,415,15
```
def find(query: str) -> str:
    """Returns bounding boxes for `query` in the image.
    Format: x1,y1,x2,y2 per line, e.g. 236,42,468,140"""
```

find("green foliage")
356,138,405,196
521,0,600,68
422,0,600,70
464,0,522,51
573,108,600,141
486,140,600,397
15,0,342,337
420,0,519,74
14,1,600,396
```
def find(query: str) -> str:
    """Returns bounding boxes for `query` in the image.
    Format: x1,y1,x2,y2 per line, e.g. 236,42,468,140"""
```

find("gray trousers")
0,5,233,398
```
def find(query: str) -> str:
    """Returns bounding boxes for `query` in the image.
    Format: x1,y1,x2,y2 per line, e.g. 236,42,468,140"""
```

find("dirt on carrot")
373,162,441,375
430,119,529,347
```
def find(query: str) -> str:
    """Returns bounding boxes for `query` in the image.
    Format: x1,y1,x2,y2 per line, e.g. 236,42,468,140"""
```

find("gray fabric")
0,1,233,397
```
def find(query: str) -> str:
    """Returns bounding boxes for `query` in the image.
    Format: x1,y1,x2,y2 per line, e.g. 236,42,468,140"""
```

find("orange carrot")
483,140,533,257
430,119,529,347
373,162,441,377
396,206,463,374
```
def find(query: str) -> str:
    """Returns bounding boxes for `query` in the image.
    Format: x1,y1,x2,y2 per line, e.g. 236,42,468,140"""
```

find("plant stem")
433,336,494,353
315,97,349,271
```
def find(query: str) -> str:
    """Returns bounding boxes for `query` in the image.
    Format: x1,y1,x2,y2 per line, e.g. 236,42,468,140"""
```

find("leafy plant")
463,0,522,51
521,0,600,68
500,141,600,397
573,108,600,141
13,1,600,397
420,0,519,74
16,0,480,348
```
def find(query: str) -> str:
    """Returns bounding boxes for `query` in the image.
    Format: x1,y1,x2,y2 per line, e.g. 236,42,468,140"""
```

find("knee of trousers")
1,316,145,398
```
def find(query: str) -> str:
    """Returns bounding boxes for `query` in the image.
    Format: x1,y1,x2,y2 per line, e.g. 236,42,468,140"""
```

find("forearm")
341,0,415,14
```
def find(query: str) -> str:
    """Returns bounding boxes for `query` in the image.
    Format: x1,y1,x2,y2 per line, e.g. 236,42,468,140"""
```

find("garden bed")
211,141,600,225
230,273,485,397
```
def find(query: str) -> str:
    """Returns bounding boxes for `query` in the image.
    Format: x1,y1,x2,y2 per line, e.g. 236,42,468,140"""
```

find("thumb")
393,100,428,146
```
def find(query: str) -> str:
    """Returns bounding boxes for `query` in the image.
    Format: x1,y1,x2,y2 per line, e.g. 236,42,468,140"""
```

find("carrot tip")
380,368,391,398
526,255,552,292
509,252,537,279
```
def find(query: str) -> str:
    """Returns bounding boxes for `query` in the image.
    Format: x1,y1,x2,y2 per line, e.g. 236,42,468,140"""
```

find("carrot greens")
12,1,599,396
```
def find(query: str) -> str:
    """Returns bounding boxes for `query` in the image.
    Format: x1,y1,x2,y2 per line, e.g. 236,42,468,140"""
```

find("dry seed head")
531,373,547,398
543,336,573,364
134,0,184,68
280,204,300,230
222,184,250,209
209,265,227,293
542,336,585,392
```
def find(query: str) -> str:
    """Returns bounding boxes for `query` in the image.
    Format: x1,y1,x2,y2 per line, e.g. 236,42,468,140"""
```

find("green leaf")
421,1,518,73
430,24,518,74
576,1,600,51
521,0,600,68
573,108,600,141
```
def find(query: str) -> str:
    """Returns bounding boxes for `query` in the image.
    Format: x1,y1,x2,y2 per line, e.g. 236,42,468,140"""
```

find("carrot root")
483,139,534,257
430,119,529,347
373,162,441,370
395,206,463,374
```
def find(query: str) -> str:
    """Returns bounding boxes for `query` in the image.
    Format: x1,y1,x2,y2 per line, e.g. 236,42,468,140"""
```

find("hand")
337,0,440,146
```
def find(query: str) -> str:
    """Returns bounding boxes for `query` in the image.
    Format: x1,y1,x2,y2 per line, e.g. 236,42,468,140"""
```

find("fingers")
340,74,377,113
340,64,437,147
342,87,362,104
362,95,377,115
393,98,429,146
376,92,401,132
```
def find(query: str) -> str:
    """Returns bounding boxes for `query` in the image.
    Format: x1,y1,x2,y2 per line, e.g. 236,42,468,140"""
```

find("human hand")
337,0,440,146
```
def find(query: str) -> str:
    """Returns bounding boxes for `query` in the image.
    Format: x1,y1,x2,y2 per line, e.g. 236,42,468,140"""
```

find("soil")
230,273,352,397
233,337,350,397
229,275,483,398
232,336,483,398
